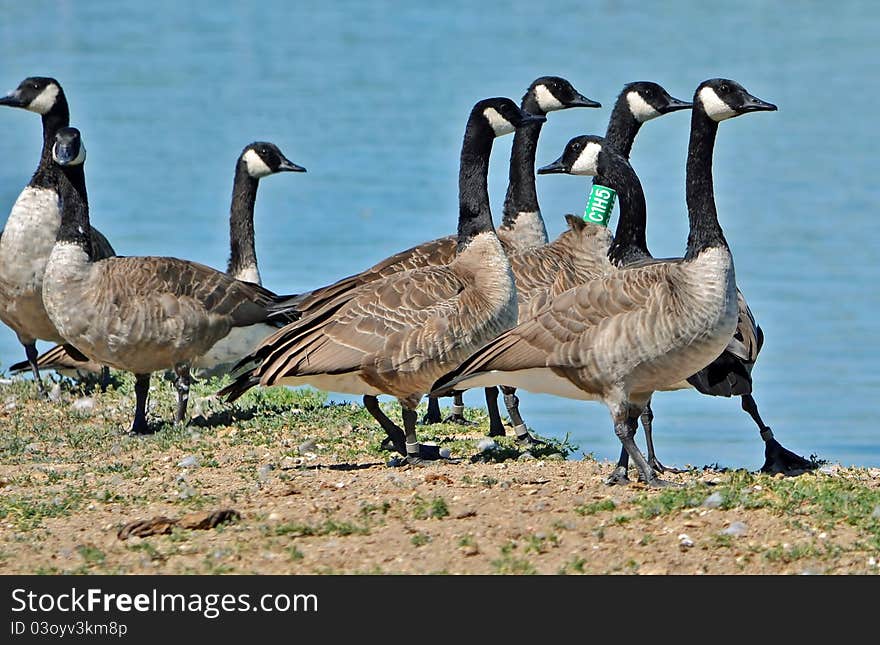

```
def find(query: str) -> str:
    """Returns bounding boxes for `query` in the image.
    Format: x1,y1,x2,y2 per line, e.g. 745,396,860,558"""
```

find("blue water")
1,1,878,470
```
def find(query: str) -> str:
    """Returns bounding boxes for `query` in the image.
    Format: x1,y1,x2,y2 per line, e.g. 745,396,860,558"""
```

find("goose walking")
0,77,115,393
221,97,544,465
41,127,297,433
432,80,777,486
270,78,597,431
486,81,692,444
540,85,810,475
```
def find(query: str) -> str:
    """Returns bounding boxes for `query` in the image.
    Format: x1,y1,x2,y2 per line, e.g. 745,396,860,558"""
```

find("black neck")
501,93,544,229
603,98,642,160
227,162,260,278
600,153,650,266
685,108,727,259
57,164,92,258
457,115,497,252
31,96,70,190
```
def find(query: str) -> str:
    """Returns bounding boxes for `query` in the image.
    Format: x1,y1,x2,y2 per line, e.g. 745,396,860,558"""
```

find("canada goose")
221,97,545,465
0,77,115,394
9,141,306,389
541,88,811,476
268,78,597,428
485,81,692,444
432,79,777,486
41,127,296,433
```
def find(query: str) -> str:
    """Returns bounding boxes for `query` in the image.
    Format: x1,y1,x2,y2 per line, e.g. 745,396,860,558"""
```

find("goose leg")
608,446,631,486
99,366,111,393
442,391,475,425
365,395,442,461
607,404,669,487
131,373,151,434
741,394,814,474
173,363,191,424
422,396,442,424
24,342,47,396
364,395,406,452
641,401,686,474
502,385,545,447
402,406,447,465
485,387,505,436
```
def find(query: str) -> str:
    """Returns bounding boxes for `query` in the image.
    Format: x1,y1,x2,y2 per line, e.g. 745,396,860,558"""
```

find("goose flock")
0,74,813,486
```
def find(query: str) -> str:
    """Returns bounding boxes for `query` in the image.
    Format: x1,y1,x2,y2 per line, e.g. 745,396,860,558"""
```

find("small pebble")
298,439,317,454
703,492,724,508
177,455,198,468
678,534,694,549
518,452,536,461
819,465,836,476
439,448,451,459
385,473,406,487
281,456,304,469
476,438,496,453
871,505,880,519
49,384,62,402
721,521,748,537
258,464,273,482
72,397,95,413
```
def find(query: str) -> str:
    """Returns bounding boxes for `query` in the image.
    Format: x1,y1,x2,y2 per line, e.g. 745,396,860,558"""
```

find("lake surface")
1,1,877,470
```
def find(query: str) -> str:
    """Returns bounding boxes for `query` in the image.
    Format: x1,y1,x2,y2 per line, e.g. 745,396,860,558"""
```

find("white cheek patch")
28,84,60,115
243,149,272,177
626,91,661,123
534,84,564,112
483,107,515,136
570,142,602,175
71,144,86,166
699,87,737,121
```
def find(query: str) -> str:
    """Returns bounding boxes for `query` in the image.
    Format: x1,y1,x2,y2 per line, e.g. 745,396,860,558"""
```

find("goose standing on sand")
0,77,115,393
540,85,811,475
41,127,297,433
271,78,598,430
221,98,545,466
10,142,306,391
430,77,601,429
484,81,692,443
432,80,778,486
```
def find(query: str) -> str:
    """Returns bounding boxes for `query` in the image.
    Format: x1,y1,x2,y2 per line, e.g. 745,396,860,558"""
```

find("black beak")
53,143,79,166
537,157,567,174
567,92,601,109
660,96,693,113
740,92,778,113
0,91,24,108
278,159,307,173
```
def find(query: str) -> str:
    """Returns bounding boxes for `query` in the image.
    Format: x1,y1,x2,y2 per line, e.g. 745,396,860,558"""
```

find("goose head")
621,81,692,123
0,76,65,115
52,127,86,166
537,134,611,177
696,78,777,122
475,97,546,138
526,76,601,114
240,142,306,178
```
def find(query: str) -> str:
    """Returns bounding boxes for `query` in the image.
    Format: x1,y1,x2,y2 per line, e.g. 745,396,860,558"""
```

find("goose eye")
719,83,729,93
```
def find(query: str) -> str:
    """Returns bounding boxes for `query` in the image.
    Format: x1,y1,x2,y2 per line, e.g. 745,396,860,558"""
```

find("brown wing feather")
291,235,458,314
255,266,471,386
437,261,678,385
